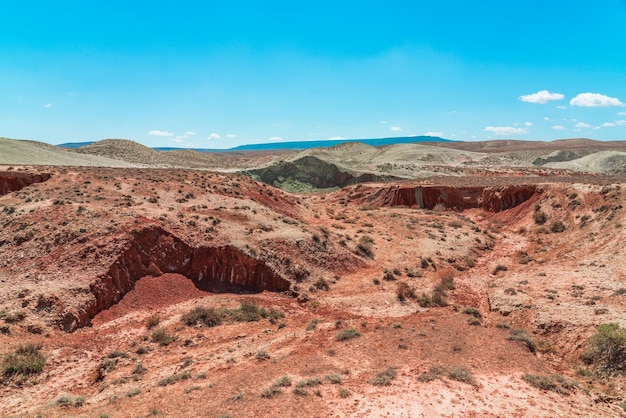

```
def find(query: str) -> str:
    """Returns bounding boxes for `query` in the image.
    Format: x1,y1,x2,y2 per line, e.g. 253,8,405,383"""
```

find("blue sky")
1,1,626,149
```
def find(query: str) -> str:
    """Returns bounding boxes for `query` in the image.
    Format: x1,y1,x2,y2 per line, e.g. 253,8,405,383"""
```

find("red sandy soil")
1,166,626,417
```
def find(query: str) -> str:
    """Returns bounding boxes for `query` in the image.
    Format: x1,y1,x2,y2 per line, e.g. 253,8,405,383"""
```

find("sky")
1,1,626,149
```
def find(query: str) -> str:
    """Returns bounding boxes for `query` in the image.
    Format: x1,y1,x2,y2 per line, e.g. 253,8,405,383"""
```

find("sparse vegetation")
448,366,476,385
550,220,566,233
273,376,292,387
462,307,482,318
507,329,536,354
181,302,284,328
523,373,577,394
151,328,176,346
146,315,160,329
306,318,320,331
396,282,416,302
580,322,626,375
181,307,222,327
336,328,360,341
417,365,446,382
369,367,397,386
158,371,190,386
2,343,46,377
54,395,85,408
357,235,375,259
325,373,343,384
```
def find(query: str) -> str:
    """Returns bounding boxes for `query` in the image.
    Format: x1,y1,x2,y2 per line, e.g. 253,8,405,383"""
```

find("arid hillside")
1,163,626,417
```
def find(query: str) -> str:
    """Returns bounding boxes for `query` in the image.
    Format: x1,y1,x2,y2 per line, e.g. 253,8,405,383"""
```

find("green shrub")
448,366,475,385
261,386,281,398
467,317,481,326
523,373,577,394
295,377,322,388
55,395,85,408
369,367,396,386
508,329,536,354
158,371,190,386
273,376,291,387
417,365,446,382
306,318,320,331
580,323,626,375
357,235,375,259
396,282,416,302
336,328,360,341
325,373,342,384
462,307,482,318
151,328,175,346
146,315,160,329
534,210,547,225
181,307,222,327
550,221,566,233
3,343,45,376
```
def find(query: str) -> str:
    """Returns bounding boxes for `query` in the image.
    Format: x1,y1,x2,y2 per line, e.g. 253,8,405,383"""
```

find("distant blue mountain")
228,136,452,151
57,141,95,148
57,136,452,152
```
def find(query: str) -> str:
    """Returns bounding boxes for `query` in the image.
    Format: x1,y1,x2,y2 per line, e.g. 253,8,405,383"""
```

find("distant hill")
58,136,452,152
229,136,452,151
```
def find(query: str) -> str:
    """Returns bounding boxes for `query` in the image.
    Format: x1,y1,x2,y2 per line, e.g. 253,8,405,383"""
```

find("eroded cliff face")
0,172,51,195
369,185,539,212
62,225,291,331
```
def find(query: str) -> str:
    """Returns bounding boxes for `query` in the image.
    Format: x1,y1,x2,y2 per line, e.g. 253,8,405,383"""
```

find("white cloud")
524,121,533,127
268,136,283,141
570,93,624,107
543,117,551,121
603,120,626,127
424,131,443,137
618,112,626,116
44,103,53,108
185,131,195,136
207,133,221,140
379,120,388,124
148,130,174,137
328,136,346,140
448,110,458,115
552,125,566,130
484,126,528,135
556,105,567,110
390,126,402,131
226,134,237,138
574,122,592,128
519,90,565,104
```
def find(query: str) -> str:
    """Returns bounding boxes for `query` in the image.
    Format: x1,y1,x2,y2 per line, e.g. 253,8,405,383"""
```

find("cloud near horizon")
574,122,592,128
484,126,528,135
148,130,174,137
570,93,624,107
390,126,402,131
207,133,221,140
424,131,443,137
552,125,566,130
519,90,565,104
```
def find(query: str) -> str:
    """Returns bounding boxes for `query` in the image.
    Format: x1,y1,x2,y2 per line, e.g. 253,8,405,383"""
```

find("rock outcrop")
0,171,51,196
63,225,290,331
368,185,538,212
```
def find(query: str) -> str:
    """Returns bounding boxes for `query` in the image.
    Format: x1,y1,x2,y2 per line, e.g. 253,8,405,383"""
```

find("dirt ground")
1,165,625,417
